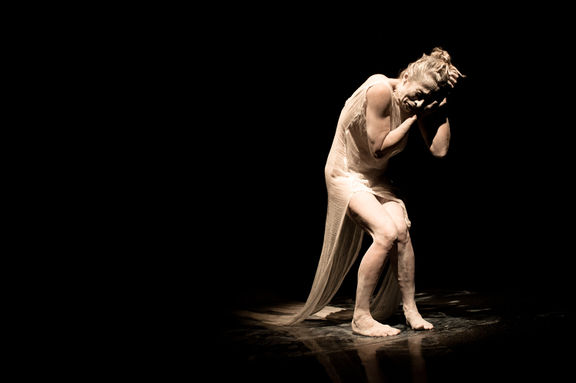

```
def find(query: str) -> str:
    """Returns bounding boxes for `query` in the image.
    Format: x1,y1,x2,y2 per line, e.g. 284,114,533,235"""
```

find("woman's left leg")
382,201,433,330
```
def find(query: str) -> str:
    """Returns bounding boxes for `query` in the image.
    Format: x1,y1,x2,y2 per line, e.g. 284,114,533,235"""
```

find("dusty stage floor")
207,289,573,383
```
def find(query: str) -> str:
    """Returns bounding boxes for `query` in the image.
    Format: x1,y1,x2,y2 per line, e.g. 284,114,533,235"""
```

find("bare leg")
352,241,401,336
349,193,401,337
379,202,433,330
396,233,433,330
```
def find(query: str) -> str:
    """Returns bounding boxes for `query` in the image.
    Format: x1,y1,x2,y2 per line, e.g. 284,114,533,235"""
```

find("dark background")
185,7,574,318
82,7,575,379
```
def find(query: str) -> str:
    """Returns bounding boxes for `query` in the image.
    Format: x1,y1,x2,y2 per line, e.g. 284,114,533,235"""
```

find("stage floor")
209,289,572,383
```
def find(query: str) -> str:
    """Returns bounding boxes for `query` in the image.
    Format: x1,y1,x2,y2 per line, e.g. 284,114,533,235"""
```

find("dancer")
280,47,465,336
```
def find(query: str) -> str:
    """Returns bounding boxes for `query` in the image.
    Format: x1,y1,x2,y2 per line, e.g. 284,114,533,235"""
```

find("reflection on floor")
212,289,572,383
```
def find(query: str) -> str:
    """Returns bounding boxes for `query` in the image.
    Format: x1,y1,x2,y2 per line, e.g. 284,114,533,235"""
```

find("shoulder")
366,81,393,113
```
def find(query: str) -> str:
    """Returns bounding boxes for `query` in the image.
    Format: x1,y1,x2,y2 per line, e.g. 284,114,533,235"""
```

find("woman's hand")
418,97,447,118
398,114,418,129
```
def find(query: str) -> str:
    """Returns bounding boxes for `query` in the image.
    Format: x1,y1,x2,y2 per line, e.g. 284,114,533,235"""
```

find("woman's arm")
417,98,451,158
365,83,418,158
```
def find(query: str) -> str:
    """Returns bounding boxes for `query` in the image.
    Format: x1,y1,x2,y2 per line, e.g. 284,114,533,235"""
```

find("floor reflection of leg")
281,326,366,383
407,336,427,383
356,343,388,383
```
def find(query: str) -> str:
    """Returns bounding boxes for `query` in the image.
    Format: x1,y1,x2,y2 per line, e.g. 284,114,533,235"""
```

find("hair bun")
430,47,451,64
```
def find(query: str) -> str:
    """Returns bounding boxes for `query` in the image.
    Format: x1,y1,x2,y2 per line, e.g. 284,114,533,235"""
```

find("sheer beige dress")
255,74,412,325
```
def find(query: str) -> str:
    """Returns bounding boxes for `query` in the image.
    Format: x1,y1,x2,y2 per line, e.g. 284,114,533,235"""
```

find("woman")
260,47,464,337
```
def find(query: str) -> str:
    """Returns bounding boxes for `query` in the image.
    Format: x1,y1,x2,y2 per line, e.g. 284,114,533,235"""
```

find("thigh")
348,192,397,237
380,201,410,232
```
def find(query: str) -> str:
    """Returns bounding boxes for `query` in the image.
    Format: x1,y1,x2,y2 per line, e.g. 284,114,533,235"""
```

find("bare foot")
352,316,401,337
404,310,434,330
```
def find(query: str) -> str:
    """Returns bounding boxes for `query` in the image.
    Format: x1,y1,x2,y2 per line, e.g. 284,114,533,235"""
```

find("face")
396,75,440,113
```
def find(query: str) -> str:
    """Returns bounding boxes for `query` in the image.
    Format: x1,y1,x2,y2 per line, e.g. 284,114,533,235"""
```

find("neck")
389,78,413,119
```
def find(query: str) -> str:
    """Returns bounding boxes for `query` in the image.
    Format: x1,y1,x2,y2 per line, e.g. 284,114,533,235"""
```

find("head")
396,47,465,113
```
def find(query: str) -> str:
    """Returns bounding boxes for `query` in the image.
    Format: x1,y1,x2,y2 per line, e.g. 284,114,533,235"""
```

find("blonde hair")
400,47,465,91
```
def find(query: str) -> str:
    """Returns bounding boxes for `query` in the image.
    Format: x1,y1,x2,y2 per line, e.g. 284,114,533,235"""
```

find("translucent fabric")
260,75,410,325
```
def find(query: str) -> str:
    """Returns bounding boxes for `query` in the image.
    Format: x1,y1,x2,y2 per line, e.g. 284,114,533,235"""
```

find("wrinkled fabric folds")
262,75,410,325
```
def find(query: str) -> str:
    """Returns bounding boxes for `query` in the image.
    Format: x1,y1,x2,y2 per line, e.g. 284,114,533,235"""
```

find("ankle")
402,304,418,314
353,311,372,322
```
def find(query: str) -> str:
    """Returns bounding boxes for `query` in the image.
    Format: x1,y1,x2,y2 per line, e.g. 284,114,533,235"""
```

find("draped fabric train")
256,74,410,326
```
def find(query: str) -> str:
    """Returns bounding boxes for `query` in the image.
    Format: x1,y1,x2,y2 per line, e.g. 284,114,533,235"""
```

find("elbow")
428,141,450,158
373,143,391,159
373,148,388,159
430,145,449,158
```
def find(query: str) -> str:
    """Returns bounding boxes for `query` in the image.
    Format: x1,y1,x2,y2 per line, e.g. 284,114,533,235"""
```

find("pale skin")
350,73,452,336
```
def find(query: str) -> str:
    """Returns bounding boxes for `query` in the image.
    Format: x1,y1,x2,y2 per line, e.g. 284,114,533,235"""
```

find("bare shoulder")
366,82,392,115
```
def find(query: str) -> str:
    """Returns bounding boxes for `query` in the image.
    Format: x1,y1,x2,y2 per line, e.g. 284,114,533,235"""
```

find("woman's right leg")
348,192,401,336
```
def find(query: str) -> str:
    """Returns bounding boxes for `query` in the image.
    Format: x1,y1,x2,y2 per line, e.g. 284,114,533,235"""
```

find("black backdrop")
189,8,574,318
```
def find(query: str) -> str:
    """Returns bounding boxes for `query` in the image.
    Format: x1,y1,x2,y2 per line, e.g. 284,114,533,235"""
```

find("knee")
372,221,409,248
372,223,399,249
381,203,410,244
395,222,409,244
